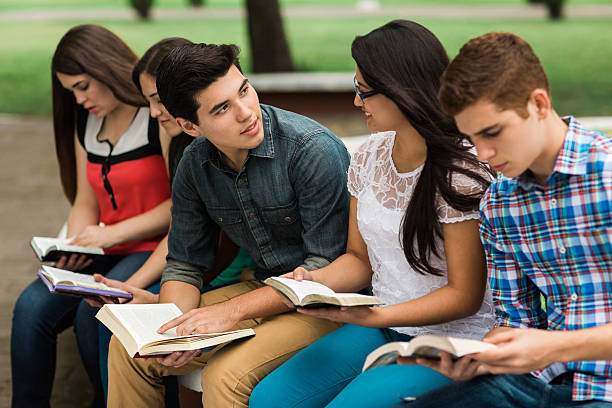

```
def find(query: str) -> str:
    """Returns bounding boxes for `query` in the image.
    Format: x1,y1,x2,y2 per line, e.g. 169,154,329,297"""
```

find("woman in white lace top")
249,20,495,408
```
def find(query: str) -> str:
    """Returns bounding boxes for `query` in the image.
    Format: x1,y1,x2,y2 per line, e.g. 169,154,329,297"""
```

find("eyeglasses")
353,75,379,103
100,139,118,210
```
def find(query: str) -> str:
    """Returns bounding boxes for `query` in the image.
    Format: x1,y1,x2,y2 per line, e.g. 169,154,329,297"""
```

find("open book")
31,236,104,262
362,335,497,371
96,303,255,358
264,276,382,308
38,265,132,300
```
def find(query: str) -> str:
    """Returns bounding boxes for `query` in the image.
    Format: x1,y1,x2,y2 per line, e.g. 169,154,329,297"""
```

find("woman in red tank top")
11,24,171,408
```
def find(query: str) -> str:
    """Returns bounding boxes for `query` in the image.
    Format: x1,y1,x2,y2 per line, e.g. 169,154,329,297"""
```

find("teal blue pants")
249,324,453,408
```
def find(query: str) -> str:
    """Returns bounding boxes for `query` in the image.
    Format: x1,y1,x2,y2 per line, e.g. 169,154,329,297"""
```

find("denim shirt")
162,104,351,290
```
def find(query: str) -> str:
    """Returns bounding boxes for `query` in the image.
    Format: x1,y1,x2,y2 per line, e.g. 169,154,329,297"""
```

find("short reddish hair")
438,32,549,118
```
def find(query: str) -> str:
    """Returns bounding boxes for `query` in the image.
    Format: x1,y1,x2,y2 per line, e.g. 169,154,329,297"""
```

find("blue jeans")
98,281,178,408
11,251,151,408
249,324,452,408
390,373,612,408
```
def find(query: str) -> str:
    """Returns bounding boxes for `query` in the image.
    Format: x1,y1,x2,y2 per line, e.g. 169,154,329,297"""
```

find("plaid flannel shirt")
479,117,612,402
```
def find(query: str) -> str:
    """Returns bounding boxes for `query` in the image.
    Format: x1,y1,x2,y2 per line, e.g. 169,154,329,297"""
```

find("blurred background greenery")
1,0,611,116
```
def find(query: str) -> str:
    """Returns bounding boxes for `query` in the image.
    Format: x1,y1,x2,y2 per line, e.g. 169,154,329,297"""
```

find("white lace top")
348,131,495,338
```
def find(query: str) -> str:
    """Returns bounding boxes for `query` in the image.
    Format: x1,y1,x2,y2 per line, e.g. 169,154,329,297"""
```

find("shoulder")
181,135,208,159
479,173,515,217
449,157,494,195
583,129,611,175
263,104,346,153
351,131,393,168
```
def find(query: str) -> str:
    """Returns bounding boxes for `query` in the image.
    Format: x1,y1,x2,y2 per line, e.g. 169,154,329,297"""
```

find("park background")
1,0,611,406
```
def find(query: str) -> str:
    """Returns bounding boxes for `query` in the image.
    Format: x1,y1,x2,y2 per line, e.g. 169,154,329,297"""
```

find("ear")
528,88,552,120
176,118,201,137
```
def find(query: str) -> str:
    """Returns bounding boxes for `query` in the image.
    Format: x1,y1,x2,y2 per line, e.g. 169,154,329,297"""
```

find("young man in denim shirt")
393,32,611,408
107,43,351,407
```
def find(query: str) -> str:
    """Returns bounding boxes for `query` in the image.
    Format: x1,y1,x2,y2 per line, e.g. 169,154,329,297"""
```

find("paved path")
2,4,612,22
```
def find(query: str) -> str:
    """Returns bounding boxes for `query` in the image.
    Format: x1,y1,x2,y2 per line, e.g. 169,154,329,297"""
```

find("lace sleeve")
347,134,382,198
436,163,493,224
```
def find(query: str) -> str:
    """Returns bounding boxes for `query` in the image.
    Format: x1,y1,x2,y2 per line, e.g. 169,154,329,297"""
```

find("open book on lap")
31,236,104,262
264,276,382,308
96,303,255,358
362,335,497,371
38,265,132,300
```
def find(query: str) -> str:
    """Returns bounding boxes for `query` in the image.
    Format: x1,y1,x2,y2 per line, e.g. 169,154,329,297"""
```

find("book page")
104,303,184,345
267,277,335,303
40,265,129,293
32,236,104,255
446,337,496,357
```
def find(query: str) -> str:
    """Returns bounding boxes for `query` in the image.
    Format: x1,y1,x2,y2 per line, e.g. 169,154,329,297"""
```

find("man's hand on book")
297,305,381,327
56,253,93,271
155,302,239,368
281,266,315,282
403,352,486,382
70,225,118,249
469,328,562,375
157,301,239,337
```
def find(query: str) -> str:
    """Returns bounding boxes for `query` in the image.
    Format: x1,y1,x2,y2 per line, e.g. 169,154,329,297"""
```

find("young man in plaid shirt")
396,32,611,407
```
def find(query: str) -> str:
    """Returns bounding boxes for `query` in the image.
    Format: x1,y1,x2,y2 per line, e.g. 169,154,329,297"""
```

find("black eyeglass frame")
100,139,118,211
353,75,379,103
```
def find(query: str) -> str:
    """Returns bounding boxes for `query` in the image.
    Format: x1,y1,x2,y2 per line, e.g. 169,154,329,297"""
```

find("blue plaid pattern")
479,117,612,402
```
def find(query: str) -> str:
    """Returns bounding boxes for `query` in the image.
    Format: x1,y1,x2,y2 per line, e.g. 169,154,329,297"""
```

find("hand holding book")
96,303,255,358
38,265,133,302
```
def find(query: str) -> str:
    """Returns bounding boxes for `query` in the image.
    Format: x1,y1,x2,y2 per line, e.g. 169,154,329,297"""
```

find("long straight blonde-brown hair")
51,24,145,203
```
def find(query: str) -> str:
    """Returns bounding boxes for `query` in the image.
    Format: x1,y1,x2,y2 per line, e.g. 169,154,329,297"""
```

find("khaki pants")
107,281,342,407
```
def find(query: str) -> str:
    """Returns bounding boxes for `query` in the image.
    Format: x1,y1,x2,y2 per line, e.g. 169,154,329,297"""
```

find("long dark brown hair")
352,20,494,275
51,24,145,203
132,37,194,179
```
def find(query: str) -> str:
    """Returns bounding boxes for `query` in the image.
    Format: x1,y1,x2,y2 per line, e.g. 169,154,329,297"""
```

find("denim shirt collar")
249,107,275,159
199,105,275,170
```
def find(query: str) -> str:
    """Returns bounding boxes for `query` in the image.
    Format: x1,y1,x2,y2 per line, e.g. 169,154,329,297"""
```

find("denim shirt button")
249,213,255,219
263,247,270,253
217,217,223,222
284,217,292,223
237,178,244,185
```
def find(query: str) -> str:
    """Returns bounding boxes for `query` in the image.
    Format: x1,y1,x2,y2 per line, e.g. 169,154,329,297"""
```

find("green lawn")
1,15,612,116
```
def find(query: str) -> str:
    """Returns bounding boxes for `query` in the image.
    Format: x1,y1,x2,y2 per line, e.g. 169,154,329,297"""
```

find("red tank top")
78,108,171,255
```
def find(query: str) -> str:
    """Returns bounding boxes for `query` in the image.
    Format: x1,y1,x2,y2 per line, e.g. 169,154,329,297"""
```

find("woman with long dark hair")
249,20,495,408
11,25,172,407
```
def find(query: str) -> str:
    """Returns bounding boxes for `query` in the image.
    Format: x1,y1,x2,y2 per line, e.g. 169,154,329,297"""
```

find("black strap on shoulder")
147,111,162,154
76,108,88,148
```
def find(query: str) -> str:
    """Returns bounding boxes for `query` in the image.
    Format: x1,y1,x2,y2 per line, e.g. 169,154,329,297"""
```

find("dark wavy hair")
156,43,242,125
352,20,494,275
51,24,145,203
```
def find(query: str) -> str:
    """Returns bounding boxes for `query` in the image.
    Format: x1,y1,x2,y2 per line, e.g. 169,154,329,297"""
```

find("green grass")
2,15,612,116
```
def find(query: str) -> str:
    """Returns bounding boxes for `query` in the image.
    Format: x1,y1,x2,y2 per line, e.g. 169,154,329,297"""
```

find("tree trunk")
546,0,564,19
130,0,153,19
188,0,203,7
246,0,293,72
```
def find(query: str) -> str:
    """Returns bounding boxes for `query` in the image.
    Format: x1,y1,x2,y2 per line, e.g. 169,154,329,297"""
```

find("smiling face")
56,72,119,118
353,66,405,133
177,65,263,160
454,99,547,178
139,73,183,137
